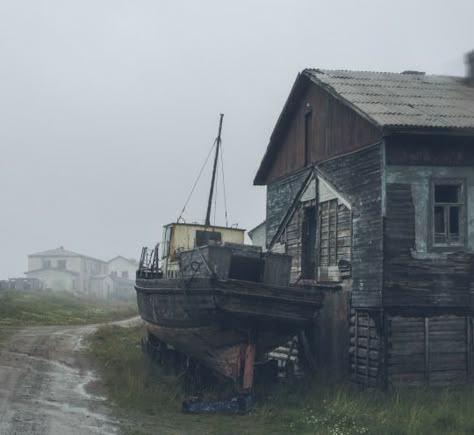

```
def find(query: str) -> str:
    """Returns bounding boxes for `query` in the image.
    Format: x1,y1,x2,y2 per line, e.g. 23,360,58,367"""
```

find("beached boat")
135,115,331,391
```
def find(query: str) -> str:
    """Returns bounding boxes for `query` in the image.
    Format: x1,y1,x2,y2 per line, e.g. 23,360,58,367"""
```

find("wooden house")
254,51,474,387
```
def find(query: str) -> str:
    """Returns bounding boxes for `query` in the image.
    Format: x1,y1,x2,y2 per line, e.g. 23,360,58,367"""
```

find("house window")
121,271,129,279
196,230,222,247
42,259,51,269
57,260,66,270
432,181,465,246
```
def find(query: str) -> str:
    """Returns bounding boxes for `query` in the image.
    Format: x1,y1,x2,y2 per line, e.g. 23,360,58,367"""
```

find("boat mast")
205,114,224,227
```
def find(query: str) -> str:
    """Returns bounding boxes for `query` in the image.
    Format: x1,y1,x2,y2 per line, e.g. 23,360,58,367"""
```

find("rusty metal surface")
304,69,474,129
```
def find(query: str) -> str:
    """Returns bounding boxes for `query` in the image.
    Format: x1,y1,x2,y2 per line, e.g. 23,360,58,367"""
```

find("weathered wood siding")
349,310,383,386
286,203,302,282
386,315,473,386
280,196,351,283
383,178,474,309
262,83,381,184
386,134,474,167
319,201,351,280
314,289,350,377
318,144,384,307
266,169,310,248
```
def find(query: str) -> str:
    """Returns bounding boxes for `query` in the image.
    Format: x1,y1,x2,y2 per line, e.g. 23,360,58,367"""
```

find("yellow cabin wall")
169,224,244,260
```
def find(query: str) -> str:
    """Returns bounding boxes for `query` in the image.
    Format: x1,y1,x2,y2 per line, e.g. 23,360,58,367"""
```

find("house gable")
254,74,382,185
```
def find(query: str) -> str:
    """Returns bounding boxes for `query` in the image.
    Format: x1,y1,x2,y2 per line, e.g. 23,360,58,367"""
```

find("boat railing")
137,244,161,279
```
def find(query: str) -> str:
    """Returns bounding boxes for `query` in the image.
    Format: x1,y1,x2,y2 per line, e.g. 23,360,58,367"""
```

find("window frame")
57,259,66,270
430,178,467,250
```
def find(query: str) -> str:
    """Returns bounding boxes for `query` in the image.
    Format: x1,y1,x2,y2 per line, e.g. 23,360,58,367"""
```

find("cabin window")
301,205,316,279
304,110,312,166
57,259,66,270
196,230,222,247
161,226,172,259
432,181,465,247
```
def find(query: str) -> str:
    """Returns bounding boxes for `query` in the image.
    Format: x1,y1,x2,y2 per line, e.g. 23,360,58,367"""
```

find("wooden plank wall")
284,198,351,283
266,170,310,248
285,201,308,283
386,135,474,167
319,201,351,280
387,315,473,386
318,144,383,307
261,82,381,184
319,200,337,267
384,183,474,309
349,310,382,386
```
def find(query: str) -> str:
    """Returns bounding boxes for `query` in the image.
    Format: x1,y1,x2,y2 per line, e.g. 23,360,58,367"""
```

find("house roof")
29,247,106,263
254,66,474,185
304,69,474,129
107,255,138,265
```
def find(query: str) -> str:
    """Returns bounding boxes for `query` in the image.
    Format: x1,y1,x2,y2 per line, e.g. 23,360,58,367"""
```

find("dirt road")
0,318,140,435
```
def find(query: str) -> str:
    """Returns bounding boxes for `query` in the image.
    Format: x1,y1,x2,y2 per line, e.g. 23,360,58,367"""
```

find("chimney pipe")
466,50,474,86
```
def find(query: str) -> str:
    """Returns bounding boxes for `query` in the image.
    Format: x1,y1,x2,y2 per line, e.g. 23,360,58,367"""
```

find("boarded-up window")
319,199,343,267
319,200,337,266
319,199,351,279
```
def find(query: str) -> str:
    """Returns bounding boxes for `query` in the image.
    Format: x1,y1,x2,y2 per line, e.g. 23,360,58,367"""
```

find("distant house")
255,51,474,387
0,277,43,291
248,221,267,251
26,247,137,299
108,256,138,280
26,247,106,293
89,256,138,299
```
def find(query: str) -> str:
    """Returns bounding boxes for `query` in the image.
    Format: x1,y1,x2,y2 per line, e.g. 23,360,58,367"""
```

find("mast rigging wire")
177,138,217,222
219,142,229,227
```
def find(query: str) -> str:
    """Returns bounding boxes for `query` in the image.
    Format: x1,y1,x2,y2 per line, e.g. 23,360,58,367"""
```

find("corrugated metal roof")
304,69,474,129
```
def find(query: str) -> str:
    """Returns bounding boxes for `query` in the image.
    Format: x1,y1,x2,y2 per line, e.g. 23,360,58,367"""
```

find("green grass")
89,325,474,435
0,289,137,328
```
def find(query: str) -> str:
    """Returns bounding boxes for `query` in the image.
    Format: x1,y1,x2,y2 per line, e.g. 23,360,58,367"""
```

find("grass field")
0,289,137,329
89,324,474,435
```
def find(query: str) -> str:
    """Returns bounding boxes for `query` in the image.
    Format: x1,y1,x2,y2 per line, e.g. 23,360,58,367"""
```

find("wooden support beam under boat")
236,341,257,392
243,343,256,390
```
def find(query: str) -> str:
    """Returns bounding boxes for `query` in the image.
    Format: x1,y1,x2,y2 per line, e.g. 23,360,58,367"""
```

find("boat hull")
135,276,326,382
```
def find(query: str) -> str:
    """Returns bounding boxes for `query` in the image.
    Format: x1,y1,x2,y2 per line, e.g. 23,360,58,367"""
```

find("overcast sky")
0,0,473,278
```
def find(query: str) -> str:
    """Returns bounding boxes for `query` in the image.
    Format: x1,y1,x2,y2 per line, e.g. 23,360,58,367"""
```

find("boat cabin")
161,222,245,278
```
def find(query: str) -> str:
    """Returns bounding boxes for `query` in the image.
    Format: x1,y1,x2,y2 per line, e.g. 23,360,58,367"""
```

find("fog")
1,0,473,278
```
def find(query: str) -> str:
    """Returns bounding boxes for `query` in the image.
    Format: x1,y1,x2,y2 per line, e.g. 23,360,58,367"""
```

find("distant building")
0,277,43,291
89,256,138,299
25,246,137,298
248,221,266,252
107,256,138,280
